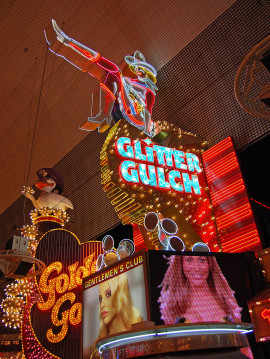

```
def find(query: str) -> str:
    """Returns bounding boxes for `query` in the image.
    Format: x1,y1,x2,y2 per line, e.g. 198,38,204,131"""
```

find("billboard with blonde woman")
82,251,149,359
82,250,262,359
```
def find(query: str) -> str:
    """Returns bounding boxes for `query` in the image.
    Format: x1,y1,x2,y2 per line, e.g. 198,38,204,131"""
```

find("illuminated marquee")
248,293,270,342
116,137,202,195
22,229,103,359
100,120,219,250
37,255,94,343
84,254,144,289
82,251,147,359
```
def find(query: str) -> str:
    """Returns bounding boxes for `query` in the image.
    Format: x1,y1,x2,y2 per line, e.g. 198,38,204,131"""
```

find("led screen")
82,251,148,359
147,251,262,359
147,251,260,326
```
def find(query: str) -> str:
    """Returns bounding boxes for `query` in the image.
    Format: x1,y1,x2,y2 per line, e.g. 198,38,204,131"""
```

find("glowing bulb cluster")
22,186,35,195
0,279,34,329
21,224,38,240
30,206,70,227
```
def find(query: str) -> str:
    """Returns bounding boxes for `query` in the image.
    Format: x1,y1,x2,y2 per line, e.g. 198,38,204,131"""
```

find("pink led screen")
148,251,261,326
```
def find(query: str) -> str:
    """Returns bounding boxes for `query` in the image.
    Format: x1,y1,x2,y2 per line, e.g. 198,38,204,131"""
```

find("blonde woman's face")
182,256,209,288
99,281,117,325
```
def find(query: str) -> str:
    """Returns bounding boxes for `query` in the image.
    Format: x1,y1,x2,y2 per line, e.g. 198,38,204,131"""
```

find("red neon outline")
223,239,261,252
250,198,270,210
217,210,250,225
217,208,252,224
216,211,252,229
213,197,248,213
202,137,233,162
210,154,237,170
212,179,245,204
35,216,63,224
220,223,257,239
100,83,116,100
202,136,262,253
217,203,251,221
206,163,238,182
222,234,260,249
206,154,238,181
221,230,259,246
261,309,270,323
68,42,100,62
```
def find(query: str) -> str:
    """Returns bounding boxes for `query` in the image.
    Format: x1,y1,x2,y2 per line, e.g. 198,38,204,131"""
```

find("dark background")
238,133,270,249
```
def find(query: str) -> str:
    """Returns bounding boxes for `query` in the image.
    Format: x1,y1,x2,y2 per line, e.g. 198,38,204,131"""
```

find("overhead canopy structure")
0,0,236,215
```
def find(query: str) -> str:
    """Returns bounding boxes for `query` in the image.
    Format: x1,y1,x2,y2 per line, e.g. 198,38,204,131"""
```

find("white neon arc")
98,333,155,353
97,327,253,353
156,328,254,336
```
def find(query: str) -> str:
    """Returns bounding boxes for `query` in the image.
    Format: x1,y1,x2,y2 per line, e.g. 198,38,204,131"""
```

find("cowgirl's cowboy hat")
125,50,157,84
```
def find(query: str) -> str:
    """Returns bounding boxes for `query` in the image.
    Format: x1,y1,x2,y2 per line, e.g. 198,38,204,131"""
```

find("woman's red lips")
101,311,108,319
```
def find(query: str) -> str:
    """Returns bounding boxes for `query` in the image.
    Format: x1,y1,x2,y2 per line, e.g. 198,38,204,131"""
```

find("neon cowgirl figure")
45,20,158,136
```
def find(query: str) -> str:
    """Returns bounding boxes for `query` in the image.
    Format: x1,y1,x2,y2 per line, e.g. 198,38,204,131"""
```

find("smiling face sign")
22,229,102,359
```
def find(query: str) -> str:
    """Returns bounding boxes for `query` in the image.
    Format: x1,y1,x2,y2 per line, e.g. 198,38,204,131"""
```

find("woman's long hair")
158,255,242,324
98,273,143,339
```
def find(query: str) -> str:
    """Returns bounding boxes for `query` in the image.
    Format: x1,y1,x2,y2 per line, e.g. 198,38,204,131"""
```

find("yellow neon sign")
37,255,94,343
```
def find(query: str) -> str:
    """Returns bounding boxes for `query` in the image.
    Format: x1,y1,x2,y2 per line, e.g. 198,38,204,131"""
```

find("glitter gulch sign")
116,136,202,195
101,120,219,251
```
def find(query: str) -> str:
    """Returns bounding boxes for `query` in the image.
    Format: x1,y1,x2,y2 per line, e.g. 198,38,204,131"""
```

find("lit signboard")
22,229,103,359
81,250,260,359
0,339,21,352
147,251,259,327
37,256,93,343
249,300,270,342
116,137,201,194
100,119,219,251
82,251,148,359
148,251,261,359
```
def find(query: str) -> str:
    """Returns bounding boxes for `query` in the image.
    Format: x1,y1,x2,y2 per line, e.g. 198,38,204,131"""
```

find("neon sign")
45,20,157,136
116,137,202,195
261,308,270,324
37,255,94,343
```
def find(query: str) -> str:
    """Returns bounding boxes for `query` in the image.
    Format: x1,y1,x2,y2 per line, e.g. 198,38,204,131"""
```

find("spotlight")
0,236,45,279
